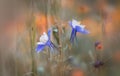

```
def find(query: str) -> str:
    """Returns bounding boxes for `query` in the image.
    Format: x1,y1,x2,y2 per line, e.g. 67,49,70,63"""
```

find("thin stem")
29,25,37,76
28,0,37,75
46,0,52,76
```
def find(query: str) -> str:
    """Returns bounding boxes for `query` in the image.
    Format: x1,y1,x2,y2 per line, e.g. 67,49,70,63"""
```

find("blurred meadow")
0,0,120,76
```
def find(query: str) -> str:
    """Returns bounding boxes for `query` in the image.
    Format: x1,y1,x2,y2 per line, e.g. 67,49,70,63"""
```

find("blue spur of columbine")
36,30,55,53
69,19,90,42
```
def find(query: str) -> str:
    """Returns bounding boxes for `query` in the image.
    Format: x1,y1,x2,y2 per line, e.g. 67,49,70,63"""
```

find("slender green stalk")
28,17,37,76
27,0,37,75
46,0,52,76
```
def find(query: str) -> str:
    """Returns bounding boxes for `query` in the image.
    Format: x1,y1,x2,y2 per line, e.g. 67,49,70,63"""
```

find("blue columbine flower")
36,30,55,53
69,19,90,42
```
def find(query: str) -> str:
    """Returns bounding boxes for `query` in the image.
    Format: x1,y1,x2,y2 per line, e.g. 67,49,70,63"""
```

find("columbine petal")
68,21,73,28
49,42,55,51
35,29,57,53
39,32,49,44
78,24,85,29
36,44,46,53
69,19,90,43
70,29,76,42
37,42,45,45
47,29,51,38
72,19,81,28
76,26,89,34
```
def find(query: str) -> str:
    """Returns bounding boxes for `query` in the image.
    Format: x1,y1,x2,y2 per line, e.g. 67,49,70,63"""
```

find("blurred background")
0,0,120,76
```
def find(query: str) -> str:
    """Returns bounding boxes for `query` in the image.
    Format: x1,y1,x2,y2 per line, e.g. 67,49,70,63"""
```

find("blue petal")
76,26,89,34
68,21,73,28
47,29,51,38
47,41,53,49
49,43,55,51
50,42,57,49
36,44,46,53
70,29,76,42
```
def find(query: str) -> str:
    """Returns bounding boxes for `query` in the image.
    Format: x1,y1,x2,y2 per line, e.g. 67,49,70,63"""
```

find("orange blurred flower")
95,41,103,50
77,5,90,14
35,13,54,34
35,13,47,33
61,0,74,8
71,69,84,76
82,18,101,37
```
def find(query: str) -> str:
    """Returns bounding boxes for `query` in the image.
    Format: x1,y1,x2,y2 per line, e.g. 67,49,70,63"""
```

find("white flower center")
39,32,49,44
72,19,85,29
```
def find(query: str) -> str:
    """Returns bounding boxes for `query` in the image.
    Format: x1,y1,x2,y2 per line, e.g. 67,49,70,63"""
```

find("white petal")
37,42,45,45
72,19,80,28
39,32,49,44
79,25,85,28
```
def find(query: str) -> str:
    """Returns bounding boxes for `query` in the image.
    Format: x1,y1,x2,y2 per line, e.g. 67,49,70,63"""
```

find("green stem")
27,13,37,76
